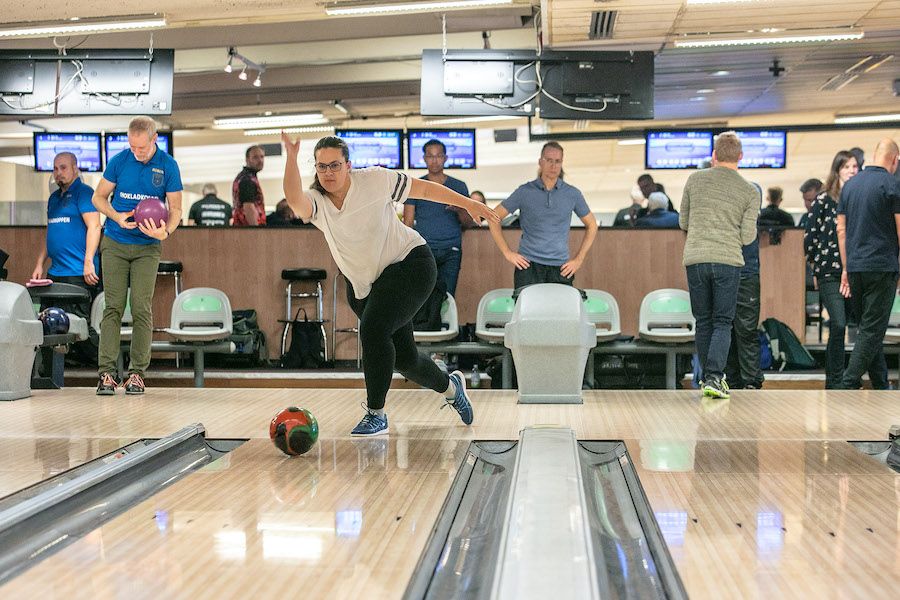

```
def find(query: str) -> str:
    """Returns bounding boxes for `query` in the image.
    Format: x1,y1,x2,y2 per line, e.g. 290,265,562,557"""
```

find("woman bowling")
282,133,499,436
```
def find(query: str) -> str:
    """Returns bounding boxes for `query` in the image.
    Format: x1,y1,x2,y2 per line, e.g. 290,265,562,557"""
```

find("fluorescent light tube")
675,31,863,48
0,15,166,39
214,114,326,129
834,113,900,124
326,0,511,16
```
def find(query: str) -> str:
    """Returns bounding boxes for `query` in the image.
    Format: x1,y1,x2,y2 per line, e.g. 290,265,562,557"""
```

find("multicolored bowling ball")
269,407,319,456
38,307,70,335
134,198,168,228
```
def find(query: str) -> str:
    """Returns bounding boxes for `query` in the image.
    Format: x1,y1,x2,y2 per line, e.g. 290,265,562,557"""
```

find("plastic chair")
414,293,459,343
90,291,134,341
475,288,515,343
164,288,232,342
583,289,621,343
638,289,695,343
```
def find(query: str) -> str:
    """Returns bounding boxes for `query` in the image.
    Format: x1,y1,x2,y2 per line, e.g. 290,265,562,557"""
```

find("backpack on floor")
280,309,327,369
761,318,815,370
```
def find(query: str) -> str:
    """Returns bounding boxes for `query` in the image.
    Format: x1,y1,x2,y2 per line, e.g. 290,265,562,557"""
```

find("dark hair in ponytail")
311,136,351,194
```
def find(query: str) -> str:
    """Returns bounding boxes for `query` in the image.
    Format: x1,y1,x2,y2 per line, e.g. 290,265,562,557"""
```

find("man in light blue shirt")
488,141,598,293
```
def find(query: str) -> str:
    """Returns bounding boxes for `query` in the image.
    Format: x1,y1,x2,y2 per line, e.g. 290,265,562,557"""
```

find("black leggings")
346,245,450,410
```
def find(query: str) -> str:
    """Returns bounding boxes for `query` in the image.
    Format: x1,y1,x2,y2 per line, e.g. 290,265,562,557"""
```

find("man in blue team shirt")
487,141,598,293
836,138,900,390
403,139,475,296
91,116,184,396
31,151,102,361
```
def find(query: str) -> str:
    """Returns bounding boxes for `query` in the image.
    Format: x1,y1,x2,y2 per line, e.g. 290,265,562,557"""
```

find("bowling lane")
0,437,139,498
632,439,900,599
0,436,470,600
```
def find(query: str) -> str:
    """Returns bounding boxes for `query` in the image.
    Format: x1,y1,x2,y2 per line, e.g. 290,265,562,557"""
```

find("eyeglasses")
424,154,446,160
540,157,563,166
314,161,346,173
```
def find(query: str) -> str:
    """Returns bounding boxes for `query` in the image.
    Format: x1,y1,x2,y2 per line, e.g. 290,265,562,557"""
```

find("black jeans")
818,277,847,388
725,275,763,388
346,245,449,410
686,263,741,381
840,271,897,389
513,261,574,298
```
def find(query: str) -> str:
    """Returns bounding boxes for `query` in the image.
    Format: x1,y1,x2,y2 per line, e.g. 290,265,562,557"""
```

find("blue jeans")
686,263,741,381
430,246,462,297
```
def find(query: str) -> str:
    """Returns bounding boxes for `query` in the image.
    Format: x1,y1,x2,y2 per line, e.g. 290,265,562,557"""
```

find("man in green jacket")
680,132,759,399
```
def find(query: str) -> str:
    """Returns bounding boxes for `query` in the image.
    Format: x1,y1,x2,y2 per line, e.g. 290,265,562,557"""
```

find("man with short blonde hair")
92,115,183,395
680,131,759,399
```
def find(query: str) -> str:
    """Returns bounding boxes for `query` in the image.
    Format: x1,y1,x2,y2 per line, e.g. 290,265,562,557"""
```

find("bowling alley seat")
164,288,233,342
91,291,134,341
638,289,696,343
281,268,328,358
583,289,622,343
413,293,459,343
157,261,183,296
475,288,516,344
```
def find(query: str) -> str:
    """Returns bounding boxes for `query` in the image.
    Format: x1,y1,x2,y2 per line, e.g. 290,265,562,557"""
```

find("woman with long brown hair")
804,150,858,388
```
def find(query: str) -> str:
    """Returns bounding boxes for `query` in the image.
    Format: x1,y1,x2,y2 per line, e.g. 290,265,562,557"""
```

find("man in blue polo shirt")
488,141,598,293
403,139,474,296
92,116,183,396
31,151,102,362
836,138,900,390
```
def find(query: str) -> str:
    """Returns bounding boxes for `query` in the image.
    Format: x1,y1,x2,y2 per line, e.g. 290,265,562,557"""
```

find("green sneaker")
702,376,730,399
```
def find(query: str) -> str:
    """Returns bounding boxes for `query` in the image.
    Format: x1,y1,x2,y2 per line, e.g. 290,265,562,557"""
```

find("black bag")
412,279,448,332
280,309,327,369
208,309,267,367
761,317,816,369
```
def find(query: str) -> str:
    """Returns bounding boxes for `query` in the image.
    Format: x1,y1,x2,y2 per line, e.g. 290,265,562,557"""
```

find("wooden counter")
0,227,805,360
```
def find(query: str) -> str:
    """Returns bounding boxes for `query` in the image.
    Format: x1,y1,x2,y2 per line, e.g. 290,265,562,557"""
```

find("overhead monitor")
55,49,175,116
732,129,787,168
335,129,404,169
0,57,60,116
105,131,172,164
538,50,654,120
33,132,102,173
407,129,476,169
420,49,537,117
645,130,713,169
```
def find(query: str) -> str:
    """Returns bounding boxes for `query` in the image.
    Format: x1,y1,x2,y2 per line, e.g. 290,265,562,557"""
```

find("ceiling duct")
588,10,617,40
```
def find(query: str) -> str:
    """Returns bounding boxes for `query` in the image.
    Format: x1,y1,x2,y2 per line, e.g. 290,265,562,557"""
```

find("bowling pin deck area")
0,387,898,598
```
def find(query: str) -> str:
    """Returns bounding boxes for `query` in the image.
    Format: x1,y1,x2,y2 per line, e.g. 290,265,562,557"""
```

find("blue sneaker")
443,370,473,425
351,409,388,436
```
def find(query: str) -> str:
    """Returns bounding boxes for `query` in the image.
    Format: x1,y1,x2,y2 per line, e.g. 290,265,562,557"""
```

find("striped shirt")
306,167,424,299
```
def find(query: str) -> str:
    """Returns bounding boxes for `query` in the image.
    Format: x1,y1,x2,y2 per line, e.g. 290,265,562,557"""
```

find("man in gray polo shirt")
680,131,759,399
488,141,598,293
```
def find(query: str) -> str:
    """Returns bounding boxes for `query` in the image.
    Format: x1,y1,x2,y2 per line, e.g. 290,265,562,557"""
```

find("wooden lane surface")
0,437,138,498
0,388,898,598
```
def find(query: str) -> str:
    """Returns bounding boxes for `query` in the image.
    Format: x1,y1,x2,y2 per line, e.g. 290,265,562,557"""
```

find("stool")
157,261,184,366
157,261,183,296
332,273,361,368
281,268,328,357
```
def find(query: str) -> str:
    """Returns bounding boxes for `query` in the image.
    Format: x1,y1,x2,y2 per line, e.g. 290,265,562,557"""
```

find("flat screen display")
734,130,787,168
105,131,172,163
335,129,403,169
407,129,476,169
33,132,102,172
645,131,713,169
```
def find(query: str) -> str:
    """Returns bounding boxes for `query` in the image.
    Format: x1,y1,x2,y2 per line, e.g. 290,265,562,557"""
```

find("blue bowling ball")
38,307,70,335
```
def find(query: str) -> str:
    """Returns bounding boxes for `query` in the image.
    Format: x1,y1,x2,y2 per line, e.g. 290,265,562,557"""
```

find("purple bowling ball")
38,307,70,335
134,199,168,228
